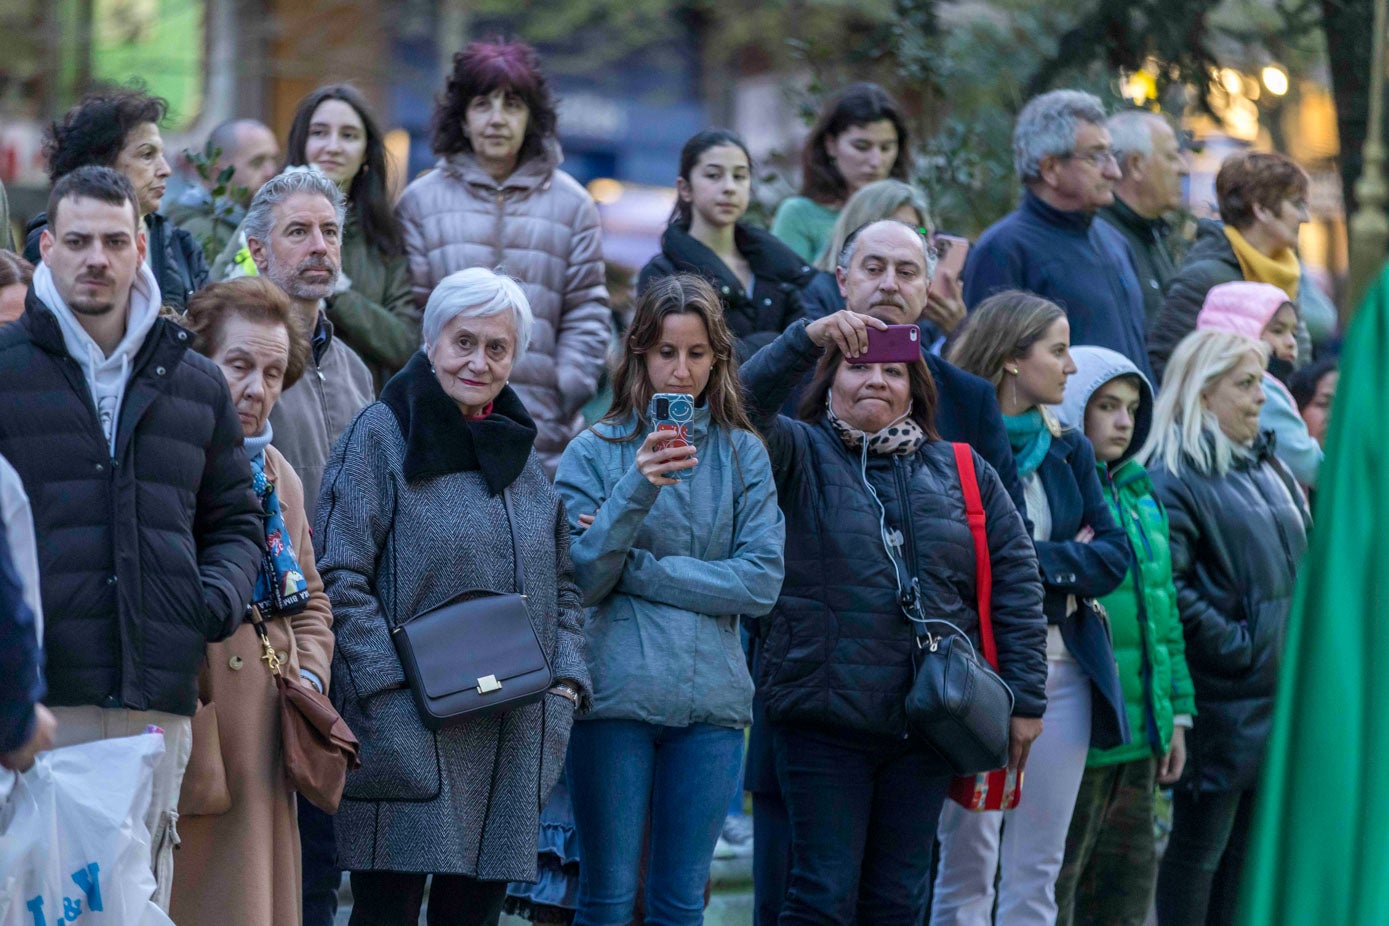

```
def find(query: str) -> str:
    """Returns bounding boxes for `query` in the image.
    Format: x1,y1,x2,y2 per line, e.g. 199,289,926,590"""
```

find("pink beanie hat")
1196,281,1293,340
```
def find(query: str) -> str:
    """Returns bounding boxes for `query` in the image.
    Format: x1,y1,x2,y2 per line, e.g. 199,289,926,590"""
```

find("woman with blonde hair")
1142,329,1309,926
933,291,1129,926
803,179,966,342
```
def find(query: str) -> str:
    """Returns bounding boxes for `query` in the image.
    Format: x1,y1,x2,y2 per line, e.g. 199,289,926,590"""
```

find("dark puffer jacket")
0,290,263,715
741,322,1047,737
638,222,816,362
25,210,210,313
1148,434,1309,792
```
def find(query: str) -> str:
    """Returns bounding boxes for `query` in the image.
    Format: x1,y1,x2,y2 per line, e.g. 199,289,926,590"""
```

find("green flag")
1238,264,1389,924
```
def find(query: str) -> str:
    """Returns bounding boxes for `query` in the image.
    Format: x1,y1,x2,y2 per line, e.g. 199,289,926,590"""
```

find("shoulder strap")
952,443,998,671
501,486,526,594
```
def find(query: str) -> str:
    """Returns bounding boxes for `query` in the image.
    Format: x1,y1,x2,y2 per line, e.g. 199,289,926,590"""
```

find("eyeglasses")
1061,148,1119,167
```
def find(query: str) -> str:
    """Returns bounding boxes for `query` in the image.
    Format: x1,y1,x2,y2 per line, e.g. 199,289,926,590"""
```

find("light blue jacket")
555,407,786,728
1261,371,1322,488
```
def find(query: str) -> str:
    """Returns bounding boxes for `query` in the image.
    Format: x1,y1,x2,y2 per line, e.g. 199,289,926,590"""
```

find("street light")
1348,0,1389,316
1262,65,1290,97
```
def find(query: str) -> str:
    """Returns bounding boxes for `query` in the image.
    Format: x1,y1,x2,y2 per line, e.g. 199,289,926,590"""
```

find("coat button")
764,297,772,305
721,285,730,294
229,656,244,670
277,651,288,663
1150,279,1160,289
95,463,104,472
177,330,188,341
155,366,166,376
107,575,118,585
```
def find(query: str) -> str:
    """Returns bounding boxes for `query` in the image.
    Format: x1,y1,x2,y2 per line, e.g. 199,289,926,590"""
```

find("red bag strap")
951,443,998,671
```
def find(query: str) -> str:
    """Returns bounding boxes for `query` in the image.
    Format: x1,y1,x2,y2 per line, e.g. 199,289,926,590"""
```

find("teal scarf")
1005,409,1052,478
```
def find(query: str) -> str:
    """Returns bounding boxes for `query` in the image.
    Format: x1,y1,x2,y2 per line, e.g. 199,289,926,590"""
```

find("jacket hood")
440,136,563,192
1197,280,1291,341
1053,345,1154,465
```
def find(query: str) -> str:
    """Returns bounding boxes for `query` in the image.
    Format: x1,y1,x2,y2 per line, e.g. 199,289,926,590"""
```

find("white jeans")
931,657,1092,926
50,706,193,913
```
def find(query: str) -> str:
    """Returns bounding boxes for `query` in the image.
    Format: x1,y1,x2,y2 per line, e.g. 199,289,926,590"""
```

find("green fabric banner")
1238,264,1389,924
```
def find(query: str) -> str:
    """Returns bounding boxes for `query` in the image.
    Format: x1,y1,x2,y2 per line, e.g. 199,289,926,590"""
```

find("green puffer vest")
1088,457,1197,767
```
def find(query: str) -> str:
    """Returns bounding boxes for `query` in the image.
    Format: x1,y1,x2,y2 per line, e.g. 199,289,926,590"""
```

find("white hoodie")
31,261,162,455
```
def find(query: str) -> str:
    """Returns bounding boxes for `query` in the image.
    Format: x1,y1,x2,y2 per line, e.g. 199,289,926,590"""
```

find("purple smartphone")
854,325,921,364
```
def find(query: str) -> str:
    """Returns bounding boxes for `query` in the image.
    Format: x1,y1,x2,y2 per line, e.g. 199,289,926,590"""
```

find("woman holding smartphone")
639,129,815,362
554,273,786,925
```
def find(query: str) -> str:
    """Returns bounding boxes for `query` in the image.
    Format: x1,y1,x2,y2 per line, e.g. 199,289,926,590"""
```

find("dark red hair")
430,40,558,163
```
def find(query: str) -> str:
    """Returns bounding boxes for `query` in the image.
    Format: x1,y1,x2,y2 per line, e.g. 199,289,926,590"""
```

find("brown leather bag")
252,613,361,813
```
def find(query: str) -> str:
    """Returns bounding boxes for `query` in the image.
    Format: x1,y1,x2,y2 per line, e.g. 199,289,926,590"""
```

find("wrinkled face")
114,122,172,216
1011,317,1076,409
831,359,912,433
1261,302,1299,363
428,311,517,415
825,120,899,196
227,123,281,198
1203,353,1266,445
1254,193,1308,253
248,192,342,303
836,222,930,325
0,284,27,324
1084,376,1142,464
644,312,714,401
1044,121,1121,213
465,88,530,173
1301,369,1337,447
210,315,291,438
679,144,750,231
304,99,367,188
1145,120,1187,213
39,195,146,318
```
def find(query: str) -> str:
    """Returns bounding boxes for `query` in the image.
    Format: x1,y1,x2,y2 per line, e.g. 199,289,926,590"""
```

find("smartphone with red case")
649,393,696,480
854,324,921,364
933,234,970,281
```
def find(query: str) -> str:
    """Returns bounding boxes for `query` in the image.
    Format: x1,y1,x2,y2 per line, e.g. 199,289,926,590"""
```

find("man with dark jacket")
1098,111,1187,328
0,167,262,910
23,86,209,312
963,90,1153,382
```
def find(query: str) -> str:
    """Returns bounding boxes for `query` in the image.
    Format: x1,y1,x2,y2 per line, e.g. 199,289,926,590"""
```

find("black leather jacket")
1149,434,1310,791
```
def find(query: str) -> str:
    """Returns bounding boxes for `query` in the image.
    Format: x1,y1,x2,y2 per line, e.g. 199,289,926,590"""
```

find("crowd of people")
0,32,1336,926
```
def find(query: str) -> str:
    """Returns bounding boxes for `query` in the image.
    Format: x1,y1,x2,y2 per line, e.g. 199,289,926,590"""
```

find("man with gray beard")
245,166,374,517
243,165,374,926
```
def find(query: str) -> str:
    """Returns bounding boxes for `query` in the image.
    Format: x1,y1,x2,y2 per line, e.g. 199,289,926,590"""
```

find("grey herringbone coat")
315,362,589,879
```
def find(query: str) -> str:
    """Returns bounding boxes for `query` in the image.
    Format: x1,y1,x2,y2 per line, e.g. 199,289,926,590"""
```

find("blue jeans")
569,719,745,926
773,723,951,926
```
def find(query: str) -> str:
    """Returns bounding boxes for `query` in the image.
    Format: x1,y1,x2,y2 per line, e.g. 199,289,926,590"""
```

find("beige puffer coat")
396,141,610,472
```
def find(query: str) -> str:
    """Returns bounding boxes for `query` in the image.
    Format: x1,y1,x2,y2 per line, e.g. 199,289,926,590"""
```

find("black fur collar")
380,351,537,494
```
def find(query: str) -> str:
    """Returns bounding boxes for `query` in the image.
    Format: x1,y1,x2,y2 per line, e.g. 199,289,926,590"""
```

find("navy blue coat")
1030,428,1131,749
963,191,1153,383
0,527,42,754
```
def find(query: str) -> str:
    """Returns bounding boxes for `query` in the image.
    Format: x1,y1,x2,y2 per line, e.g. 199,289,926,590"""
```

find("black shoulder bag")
391,487,553,730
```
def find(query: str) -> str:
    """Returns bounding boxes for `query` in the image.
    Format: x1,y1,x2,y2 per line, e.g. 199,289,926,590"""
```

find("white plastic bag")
0,732,174,926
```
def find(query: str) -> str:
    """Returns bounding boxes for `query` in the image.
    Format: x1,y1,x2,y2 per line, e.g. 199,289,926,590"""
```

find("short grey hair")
836,219,936,279
1013,90,1109,183
1107,111,1168,170
243,165,345,246
422,268,534,364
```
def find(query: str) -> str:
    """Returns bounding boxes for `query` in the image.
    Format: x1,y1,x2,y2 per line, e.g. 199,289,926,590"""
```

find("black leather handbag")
391,487,553,731
902,443,1015,776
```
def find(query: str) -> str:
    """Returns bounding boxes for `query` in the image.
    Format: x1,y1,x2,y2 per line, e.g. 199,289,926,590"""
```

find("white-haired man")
962,90,1152,383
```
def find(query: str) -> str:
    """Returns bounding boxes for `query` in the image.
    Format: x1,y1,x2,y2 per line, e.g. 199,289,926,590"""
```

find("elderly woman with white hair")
315,267,590,926
1141,329,1308,926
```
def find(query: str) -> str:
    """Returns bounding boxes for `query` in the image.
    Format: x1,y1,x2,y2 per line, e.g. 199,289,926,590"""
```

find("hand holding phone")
854,325,922,364
643,393,698,484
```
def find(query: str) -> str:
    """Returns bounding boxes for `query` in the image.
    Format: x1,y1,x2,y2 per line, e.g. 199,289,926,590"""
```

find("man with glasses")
1148,149,1313,380
962,89,1153,382
1099,111,1189,328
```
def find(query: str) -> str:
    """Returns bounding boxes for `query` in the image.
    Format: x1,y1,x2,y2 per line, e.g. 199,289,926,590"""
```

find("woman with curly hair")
770,83,911,265
396,39,610,474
